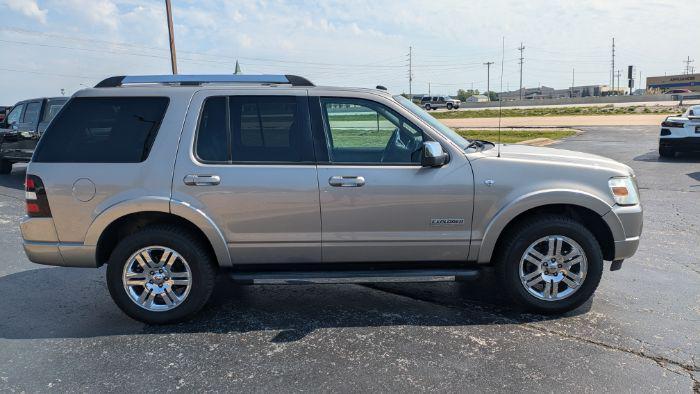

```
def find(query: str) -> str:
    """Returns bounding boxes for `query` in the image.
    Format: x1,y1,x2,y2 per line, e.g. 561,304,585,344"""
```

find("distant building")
466,94,489,102
498,84,612,101
646,73,700,93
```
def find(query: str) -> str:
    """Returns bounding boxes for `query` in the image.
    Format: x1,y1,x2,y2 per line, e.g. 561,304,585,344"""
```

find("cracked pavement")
0,126,698,392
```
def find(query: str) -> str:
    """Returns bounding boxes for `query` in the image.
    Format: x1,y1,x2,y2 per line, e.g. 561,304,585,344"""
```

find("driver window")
5,104,24,126
321,98,424,164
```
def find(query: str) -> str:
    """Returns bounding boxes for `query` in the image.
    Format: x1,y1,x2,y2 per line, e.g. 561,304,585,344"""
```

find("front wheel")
446,103,454,110
424,104,431,110
496,215,603,314
106,225,217,324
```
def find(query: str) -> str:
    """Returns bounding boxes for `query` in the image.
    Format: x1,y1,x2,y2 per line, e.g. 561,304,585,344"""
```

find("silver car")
20,75,642,324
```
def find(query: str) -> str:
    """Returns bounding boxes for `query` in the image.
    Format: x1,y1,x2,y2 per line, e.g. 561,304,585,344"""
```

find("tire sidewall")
106,228,215,324
500,219,603,313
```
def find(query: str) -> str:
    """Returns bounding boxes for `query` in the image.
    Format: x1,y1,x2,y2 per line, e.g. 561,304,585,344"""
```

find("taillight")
661,120,684,128
25,174,51,217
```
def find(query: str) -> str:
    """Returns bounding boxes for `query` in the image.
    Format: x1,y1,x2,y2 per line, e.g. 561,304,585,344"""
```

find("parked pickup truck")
0,97,68,173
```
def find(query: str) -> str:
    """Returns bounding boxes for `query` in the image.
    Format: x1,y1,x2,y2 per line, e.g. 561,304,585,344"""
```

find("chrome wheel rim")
519,235,587,301
122,246,192,312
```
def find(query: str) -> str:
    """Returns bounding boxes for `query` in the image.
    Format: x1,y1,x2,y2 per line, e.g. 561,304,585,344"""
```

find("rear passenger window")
34,97,169,163
42,99,67,123
195,95,313,163
22,102,41,124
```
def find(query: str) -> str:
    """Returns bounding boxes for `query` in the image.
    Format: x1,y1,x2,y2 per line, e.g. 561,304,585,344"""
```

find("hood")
483,144,633,176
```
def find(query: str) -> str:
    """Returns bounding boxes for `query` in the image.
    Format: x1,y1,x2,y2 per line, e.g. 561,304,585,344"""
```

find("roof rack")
94,74,314,88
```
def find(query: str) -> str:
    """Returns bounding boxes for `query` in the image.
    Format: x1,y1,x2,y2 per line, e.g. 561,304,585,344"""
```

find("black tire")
106,225,217,324
495,215,603,314
424,104,431,110
0,159,12,174
658,146,675,158
446,103,453,110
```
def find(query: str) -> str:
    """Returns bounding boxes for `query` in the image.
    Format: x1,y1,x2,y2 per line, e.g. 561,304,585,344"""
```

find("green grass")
430,105,679,119
455,129,577,144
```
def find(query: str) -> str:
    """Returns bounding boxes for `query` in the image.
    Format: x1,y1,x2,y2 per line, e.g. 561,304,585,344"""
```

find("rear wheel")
106,225,217,324
496,215,603,314
424,104,431,110
658,146,675,158
446,103,454,110
0,159,12,174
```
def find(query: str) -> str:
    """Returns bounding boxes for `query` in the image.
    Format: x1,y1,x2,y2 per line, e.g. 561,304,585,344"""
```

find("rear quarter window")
34,97,169,163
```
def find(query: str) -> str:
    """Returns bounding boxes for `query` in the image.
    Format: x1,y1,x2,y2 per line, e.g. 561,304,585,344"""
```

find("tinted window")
5,104,24,125
34,97,169,163
321,98,424,164
195,97,228,162
22,102,41,124
195,95,312,163
42,99,68,123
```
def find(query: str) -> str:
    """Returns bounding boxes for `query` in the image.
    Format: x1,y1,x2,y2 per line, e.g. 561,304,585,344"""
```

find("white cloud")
2,0,48,24
60,0,120,30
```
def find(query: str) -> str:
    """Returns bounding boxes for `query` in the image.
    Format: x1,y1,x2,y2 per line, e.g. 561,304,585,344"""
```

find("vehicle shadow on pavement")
633,150,700,163
0,266,590,341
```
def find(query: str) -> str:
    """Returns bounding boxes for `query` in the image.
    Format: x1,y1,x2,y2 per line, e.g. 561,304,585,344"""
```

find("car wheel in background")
0,159,12,174
447,103,453,110
496,215,603,314
424,104,431,110
106,225,217,324
658,146,675,158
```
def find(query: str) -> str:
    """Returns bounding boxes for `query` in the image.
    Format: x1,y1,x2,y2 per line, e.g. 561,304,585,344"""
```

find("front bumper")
602,203,643,260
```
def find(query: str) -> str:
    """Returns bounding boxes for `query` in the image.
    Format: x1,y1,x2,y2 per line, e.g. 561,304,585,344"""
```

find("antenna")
497,36,505,158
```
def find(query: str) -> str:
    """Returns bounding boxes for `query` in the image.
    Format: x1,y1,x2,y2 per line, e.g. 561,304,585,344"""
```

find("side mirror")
421,141,448,167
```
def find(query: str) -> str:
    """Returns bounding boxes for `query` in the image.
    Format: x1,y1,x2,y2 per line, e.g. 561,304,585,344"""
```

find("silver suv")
21,74,642,324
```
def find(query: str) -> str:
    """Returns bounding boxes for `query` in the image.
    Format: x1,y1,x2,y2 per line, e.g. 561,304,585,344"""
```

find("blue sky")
1,0,699,103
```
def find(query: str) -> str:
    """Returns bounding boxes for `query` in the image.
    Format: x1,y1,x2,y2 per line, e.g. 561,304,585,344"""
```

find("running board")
229,269,480,285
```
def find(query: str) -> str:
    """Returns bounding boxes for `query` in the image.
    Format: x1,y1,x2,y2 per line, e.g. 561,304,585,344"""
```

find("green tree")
457,89,479,101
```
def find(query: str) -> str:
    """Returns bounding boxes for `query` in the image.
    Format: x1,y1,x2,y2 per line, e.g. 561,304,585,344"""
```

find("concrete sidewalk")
440,114,669,128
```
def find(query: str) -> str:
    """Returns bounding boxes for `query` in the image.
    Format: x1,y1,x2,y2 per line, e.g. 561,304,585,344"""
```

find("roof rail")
94,74,314,88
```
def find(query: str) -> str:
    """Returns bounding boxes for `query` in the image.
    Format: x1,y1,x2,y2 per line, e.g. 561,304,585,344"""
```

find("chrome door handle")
329,175,365,187
184,174,220,186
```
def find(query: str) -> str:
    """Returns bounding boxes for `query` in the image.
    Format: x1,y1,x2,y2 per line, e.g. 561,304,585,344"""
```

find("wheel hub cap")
519,235,588,301
122,246,192,312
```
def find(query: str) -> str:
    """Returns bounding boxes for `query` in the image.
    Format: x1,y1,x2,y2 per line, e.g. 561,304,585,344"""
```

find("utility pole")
570,68,575,98
610,37,615,92
616,69,622,95
484,61,494,101
428,82,431,96
639,70,642,91
518,43,525,100
165,0,178,74
407,46,413,99
683,56,695,74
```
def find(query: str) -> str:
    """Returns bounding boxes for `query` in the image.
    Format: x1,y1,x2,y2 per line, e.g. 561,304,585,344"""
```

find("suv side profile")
420,95,461,110
21,75,642,324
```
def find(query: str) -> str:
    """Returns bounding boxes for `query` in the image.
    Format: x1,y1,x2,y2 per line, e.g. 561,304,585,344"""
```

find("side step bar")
229,269,480,285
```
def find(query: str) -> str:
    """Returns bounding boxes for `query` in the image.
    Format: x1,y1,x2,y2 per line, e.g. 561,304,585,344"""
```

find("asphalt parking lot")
0,126,698,392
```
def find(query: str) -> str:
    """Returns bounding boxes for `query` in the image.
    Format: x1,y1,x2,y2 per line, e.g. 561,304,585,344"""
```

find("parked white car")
658,105,700,157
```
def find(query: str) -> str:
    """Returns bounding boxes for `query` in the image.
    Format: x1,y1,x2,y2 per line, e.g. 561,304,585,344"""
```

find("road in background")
0,127,697,392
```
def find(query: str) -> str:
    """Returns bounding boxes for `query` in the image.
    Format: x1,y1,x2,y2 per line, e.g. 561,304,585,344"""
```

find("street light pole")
165,0,178,74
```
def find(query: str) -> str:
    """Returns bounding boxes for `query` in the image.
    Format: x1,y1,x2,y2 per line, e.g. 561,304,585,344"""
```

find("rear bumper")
659,137,700,151
20,216,98,268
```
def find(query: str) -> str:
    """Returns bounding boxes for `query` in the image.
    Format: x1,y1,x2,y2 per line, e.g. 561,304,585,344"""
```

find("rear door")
312,95,473,263
172,90,321,265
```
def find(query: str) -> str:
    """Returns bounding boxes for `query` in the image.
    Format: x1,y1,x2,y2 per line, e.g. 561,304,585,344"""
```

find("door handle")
329,175,365,187
184,174,220,186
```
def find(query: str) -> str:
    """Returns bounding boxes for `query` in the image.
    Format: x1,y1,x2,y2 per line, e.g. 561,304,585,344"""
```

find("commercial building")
646,73,700,93
466,94,489,102
497,84,612,101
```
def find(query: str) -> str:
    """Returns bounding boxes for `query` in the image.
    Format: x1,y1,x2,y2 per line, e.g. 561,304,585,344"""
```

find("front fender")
474,189,614,263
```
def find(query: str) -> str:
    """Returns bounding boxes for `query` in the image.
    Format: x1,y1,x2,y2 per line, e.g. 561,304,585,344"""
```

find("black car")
0,97,68,173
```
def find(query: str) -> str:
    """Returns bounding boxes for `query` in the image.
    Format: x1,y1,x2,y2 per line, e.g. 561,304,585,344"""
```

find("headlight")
608,176,639,206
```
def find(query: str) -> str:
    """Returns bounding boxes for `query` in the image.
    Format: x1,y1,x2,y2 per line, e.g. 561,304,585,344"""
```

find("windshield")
393,95,470,150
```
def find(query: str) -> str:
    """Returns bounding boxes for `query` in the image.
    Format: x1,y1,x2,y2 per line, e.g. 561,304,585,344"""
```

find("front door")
172,91,321,264
314,96,473,263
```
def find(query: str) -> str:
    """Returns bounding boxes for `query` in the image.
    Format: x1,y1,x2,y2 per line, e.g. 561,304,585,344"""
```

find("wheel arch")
476,190,618,263
85,198,230,267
